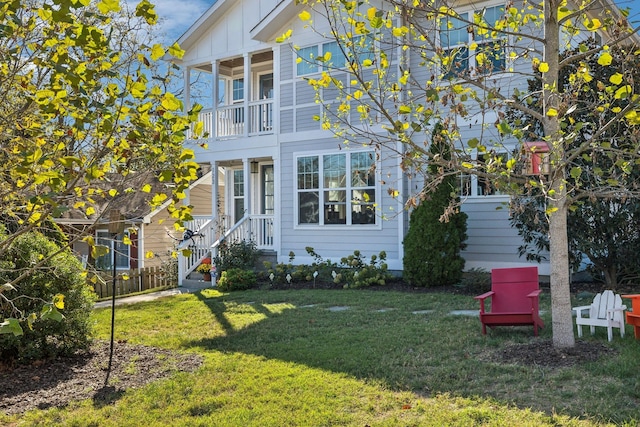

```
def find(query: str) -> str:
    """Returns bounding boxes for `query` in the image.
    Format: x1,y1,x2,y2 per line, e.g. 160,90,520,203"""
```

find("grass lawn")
5,288,640,426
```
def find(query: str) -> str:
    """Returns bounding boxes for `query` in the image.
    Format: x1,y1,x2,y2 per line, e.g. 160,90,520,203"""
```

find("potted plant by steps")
196,259,213,281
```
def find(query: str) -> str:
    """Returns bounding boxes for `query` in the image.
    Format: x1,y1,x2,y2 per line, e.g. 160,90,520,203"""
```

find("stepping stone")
327,306,350,312
449,310,479,316
374,308,394,313
299,304,317,308
411,309,434,315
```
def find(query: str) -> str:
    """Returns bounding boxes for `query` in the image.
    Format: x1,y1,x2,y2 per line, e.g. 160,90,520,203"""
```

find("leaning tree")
0,0,202,335
282,0,640,348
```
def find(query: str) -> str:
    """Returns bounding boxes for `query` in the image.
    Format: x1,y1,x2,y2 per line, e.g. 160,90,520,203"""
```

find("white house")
171,0,631,284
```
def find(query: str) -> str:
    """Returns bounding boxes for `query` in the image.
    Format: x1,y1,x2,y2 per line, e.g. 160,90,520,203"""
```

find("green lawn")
7,288,640,426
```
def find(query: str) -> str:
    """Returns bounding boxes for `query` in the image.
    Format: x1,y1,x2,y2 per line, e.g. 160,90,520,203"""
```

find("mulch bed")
0,340,203,416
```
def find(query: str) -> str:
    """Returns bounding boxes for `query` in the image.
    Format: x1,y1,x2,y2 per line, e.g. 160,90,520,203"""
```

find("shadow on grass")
182,289,640,424
92,385,125,409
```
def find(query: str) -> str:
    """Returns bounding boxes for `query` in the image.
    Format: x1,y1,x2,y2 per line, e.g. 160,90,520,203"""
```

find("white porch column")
211,60,219,138
243,52,251,137
211,161,218,227
243,159,252,217
272,46,280,135
184,67,191,111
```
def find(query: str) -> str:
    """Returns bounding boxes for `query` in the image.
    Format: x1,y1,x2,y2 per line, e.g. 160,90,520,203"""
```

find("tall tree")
0,0,201,335
285,0,640,347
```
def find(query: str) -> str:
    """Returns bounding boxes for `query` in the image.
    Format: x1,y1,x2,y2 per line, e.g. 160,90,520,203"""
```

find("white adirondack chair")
573,290,626,342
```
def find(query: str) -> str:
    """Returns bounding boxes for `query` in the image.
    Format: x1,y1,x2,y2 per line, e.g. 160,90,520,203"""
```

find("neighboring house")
55,167,212,273
171,0,630,284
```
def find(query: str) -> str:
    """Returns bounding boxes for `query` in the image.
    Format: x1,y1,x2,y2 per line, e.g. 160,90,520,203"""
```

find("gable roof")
250,0,299,42
174,0,301,55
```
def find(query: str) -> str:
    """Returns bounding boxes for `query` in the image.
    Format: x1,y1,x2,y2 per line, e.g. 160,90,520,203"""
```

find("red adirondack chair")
622,294,640,339
474,266,544,336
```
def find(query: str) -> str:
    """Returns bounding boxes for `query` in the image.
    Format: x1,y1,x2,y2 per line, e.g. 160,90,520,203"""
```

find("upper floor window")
439,5,506,78
297,151,377,225
232,78,244,102
297,45,319,75
296,36,375,76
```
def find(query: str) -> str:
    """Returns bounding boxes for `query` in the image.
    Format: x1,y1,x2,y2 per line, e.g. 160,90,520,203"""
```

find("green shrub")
212,240,261,274
262,248,391,288
403,124,468,287
0,231,96,362
217,268,257,292
458,268,491,294
337,250,391,288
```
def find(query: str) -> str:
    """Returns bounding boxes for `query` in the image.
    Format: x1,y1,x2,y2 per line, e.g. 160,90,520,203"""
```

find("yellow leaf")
367,7,377,20
53,294,65,310
150,44,165,61
123,235,132,245
86,206,96,216
108,189,118,197
276,29,293,43
145,251,155,259
598,52,613,66
168,42,185,59
97,0,120,14
609,72,623,85
614,85,632,99
161,93,182,111
353,90,363,99
538,62,549,73
546,108,558,117
299,10,311,21
142,184,152,193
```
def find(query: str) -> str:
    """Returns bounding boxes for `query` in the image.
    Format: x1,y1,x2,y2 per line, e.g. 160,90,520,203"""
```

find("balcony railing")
193,99,274,140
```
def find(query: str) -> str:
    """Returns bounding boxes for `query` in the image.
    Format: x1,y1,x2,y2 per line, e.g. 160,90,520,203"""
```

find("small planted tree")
0,0,201,335
403,124,467,287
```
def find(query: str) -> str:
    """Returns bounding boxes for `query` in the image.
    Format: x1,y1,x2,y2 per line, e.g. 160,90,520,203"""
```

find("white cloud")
126,0,216,44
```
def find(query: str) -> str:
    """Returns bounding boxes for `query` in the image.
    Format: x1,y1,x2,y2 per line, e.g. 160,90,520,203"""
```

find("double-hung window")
297,151,376,225
439,5,505,78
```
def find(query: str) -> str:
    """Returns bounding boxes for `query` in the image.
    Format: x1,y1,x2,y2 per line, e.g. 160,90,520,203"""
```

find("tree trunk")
548,197,575,348
544,0,575,348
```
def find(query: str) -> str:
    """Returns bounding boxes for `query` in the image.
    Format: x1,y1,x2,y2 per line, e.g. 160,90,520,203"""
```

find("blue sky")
150,0,640,45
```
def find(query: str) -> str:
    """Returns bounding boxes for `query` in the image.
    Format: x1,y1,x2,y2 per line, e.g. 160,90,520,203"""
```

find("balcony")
196,99,274,139
185,50,274,141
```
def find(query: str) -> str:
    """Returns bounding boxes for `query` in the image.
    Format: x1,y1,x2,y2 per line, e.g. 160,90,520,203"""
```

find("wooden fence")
92,266,175,298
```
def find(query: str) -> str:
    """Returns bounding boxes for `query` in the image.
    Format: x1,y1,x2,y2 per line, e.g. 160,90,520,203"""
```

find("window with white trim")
439,5,506,78
296,36,375,76
297,151,377,225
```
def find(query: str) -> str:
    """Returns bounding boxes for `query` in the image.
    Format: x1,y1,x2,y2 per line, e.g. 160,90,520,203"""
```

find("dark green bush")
217,268,257,291
403,124,468,287
0,231,96,362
